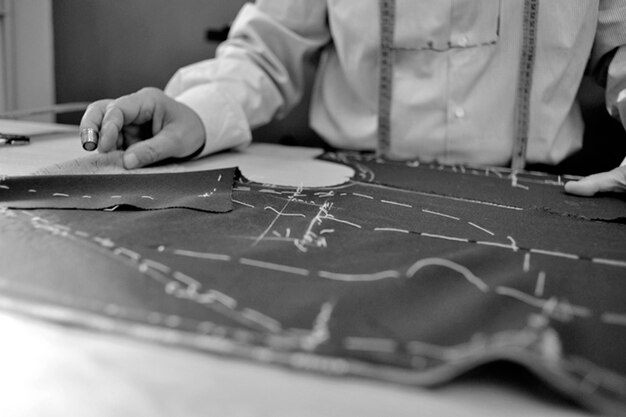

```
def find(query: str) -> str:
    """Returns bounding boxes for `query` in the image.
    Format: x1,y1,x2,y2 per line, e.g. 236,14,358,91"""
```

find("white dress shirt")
165,0,626,166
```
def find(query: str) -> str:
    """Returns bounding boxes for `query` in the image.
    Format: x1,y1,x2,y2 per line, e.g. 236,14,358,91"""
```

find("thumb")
564,166,626,196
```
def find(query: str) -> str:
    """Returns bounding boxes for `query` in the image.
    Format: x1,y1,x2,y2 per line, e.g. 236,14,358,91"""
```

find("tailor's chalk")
81,128,99,151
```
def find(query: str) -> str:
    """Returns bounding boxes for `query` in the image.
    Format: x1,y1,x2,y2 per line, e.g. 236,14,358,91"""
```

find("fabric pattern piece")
320,152,626,222
0,168,236,213
1,155,625,415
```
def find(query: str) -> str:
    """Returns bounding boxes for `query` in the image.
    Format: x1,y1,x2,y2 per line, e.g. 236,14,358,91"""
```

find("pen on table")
80,128,99,151
0,133,30,146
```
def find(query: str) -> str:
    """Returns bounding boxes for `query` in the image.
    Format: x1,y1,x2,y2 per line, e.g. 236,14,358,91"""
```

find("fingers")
80,88,206,170
121,126,180,169
79,88,163,153
564,166,626,196
122,109,205,169
79,99,112,151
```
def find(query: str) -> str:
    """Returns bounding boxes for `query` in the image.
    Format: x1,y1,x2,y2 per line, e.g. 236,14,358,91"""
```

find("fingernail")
124,153,139,170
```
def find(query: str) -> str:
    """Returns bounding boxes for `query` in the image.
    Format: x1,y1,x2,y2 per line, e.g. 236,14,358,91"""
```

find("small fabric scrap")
0,168,236,212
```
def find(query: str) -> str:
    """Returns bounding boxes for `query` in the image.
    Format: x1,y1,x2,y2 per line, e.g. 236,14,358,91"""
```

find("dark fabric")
320,152,626,222
0,168,236,213
1,157,625,415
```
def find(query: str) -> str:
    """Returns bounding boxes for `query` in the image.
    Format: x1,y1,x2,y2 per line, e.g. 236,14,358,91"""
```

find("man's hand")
80,87,205,169
564,163,626,196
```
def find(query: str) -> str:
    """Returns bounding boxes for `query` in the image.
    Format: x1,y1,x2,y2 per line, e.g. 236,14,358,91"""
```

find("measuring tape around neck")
377,0,396,158
511,0,539,171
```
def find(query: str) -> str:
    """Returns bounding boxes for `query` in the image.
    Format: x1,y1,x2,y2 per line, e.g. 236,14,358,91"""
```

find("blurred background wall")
0,0,55,120
52,0,247,123
52,0,322,146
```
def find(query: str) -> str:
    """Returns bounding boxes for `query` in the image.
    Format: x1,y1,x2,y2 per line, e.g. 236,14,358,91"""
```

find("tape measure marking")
511,0,539,171
377,0,396,158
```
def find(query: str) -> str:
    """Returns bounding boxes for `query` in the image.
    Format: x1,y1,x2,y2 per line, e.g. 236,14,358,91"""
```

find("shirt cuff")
170,83,252,158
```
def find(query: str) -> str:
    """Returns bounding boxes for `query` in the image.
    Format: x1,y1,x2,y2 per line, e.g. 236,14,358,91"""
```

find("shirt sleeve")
590,1,626,128
164,1,330,158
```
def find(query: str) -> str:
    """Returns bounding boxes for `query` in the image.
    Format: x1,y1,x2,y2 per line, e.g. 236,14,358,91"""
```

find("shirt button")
454,107,465,118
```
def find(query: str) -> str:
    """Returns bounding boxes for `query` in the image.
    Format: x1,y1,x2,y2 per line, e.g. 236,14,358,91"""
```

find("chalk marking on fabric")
467,222,495,236
197,289,238,309
374,227,410,234
344,337,398,353
421,209,460,221
323,215,362,229
507,236,519,252
139,259,171,274
172,271,202,289
253,201,293,246
198,192,214,198
82,195,92,199
355,180,525,211
93,236,116,248
476,240,515,250
294,202,332,253
299,302,335,351
259,189,282,195
172,249,231,262
217,174,222,182
0,185,9,190
381,199,412,208
317,270,400,282
352,192,374,199
523,253,531,272
138,264,173,287
264,206,306,218
601,313,626,327
140,195,154,200
496,287,591,319
592,258,626,268
232,199,254,208
407,258,489,292
320,229,335,235
103,205,119,211
53,193,70,197
28,189,37,193
242,308,282,332
405,340,454,360
530,248,579,260
421,233,469,243
19,210,34,217
239,258,310,276
110,195,122,199
234,186,251,191
510,172,530,190
112,247,141,262
534,271,546,297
